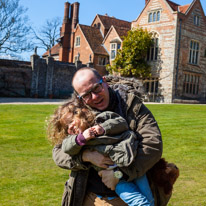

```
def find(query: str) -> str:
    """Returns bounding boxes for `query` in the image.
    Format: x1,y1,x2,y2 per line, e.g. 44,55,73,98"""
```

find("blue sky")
19,0,206,60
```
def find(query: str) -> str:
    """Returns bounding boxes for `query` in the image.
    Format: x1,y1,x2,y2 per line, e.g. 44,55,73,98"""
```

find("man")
53,67,163,206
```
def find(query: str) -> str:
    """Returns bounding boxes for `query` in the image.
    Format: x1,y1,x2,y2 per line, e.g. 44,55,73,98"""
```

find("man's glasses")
77,79,103,101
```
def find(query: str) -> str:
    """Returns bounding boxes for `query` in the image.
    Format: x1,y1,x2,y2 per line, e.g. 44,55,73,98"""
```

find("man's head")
72,67,110,111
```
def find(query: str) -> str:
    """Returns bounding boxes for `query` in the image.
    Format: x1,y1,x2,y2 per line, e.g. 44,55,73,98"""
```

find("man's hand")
82,150,113,169
98,170,119,190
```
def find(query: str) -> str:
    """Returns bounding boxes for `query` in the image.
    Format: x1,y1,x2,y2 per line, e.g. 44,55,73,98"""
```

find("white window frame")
194,15,200,26
110,43,121,60
75,36,80,47
189,40,199,65
148,10,161,23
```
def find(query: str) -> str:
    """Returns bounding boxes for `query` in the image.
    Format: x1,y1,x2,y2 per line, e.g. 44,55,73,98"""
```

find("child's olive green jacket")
62,111,139,172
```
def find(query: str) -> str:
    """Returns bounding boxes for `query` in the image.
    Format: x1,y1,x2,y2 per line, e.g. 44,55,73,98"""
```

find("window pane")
111,50,116,59
149,13,152,22
153,12,156,22
195,51,198,64
189,50,192,63
155,81,158,93
186,83,189,93
151,48,154,61
190,83,192,93
193,41,196,50
155,47,158,60
157,11,160,21
193,84,196,94
190,41,193,49
192,50,195,63
196,85,199,94
145,82,149,93
196,42,199,50
156,38,159,45
111,44,116,49
151,81,154,92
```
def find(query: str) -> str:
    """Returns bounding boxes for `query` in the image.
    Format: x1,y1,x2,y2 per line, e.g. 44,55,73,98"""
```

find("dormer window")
194,15,200,26
148,10,161,23
75,36,80,47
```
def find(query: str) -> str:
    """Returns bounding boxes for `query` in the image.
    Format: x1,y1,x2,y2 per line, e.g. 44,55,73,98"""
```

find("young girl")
47,97,154,206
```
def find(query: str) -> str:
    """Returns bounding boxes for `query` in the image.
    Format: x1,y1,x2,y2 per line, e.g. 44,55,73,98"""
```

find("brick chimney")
71,2,80,29
59,2,80,62
59,2,70,62
68,2,80,62
63,2,70,24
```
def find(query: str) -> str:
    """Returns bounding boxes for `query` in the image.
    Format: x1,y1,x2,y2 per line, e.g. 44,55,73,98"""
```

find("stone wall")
0,59,32,97
0,56,87,99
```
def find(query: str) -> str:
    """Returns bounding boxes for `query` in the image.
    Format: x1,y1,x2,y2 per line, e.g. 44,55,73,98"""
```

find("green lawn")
0,104,206,206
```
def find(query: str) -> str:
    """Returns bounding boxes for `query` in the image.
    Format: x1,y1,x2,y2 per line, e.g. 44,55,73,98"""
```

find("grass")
0,104,206,205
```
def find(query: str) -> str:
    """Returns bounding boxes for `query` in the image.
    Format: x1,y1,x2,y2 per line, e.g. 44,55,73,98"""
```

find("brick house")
43,0,206,103
43,2,131,76
132,0,206,103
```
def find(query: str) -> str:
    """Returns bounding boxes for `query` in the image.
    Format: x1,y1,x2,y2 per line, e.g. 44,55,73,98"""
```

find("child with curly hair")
47,96,154,206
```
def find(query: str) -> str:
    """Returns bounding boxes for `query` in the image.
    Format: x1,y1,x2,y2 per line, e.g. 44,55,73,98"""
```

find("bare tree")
33,17,61,51
0,0,32,56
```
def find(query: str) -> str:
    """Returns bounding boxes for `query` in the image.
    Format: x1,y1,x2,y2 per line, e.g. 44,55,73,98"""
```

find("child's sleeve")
62,134,84,156
96,111,129,135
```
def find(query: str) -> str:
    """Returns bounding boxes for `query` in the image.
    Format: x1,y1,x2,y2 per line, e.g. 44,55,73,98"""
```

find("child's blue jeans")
115,174,154,206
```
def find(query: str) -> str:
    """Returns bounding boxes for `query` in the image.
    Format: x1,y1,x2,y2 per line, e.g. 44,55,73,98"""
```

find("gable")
80,24,107,55
181,0,206,34
132,0,177,27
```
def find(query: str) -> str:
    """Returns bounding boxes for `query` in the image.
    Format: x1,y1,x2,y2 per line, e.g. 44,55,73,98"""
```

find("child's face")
67,119,82,135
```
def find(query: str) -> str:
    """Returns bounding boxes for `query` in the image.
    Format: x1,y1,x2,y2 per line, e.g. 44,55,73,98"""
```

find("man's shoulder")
105,75,143,102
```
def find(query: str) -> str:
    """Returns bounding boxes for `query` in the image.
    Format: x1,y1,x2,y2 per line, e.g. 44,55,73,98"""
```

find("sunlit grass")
0,104,206,205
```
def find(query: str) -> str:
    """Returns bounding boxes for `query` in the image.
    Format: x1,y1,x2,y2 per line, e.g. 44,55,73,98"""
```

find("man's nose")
91,92,99,99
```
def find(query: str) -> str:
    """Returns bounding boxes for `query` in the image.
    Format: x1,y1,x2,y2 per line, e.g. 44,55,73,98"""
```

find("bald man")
53,67,163,206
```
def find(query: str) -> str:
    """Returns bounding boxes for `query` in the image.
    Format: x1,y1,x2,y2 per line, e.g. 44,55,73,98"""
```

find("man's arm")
53,144,113,170
53,144,88,171
131,103,163,177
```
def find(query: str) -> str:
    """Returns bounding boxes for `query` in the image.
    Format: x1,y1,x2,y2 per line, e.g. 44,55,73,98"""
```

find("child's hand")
83,128,96,141
91,125,104,136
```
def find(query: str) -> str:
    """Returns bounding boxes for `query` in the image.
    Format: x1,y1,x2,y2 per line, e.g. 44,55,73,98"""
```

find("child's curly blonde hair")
47,97,95,145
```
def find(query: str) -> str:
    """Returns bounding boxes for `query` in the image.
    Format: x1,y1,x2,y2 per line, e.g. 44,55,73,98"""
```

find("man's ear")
102,76,109,87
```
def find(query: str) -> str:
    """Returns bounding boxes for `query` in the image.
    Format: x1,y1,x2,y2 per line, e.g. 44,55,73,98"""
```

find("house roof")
166,0,179,11
97,14,131,30
166,0,191,14
42,43,61,57
79,24,108,55
114,26,130,39
178,4,191,14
